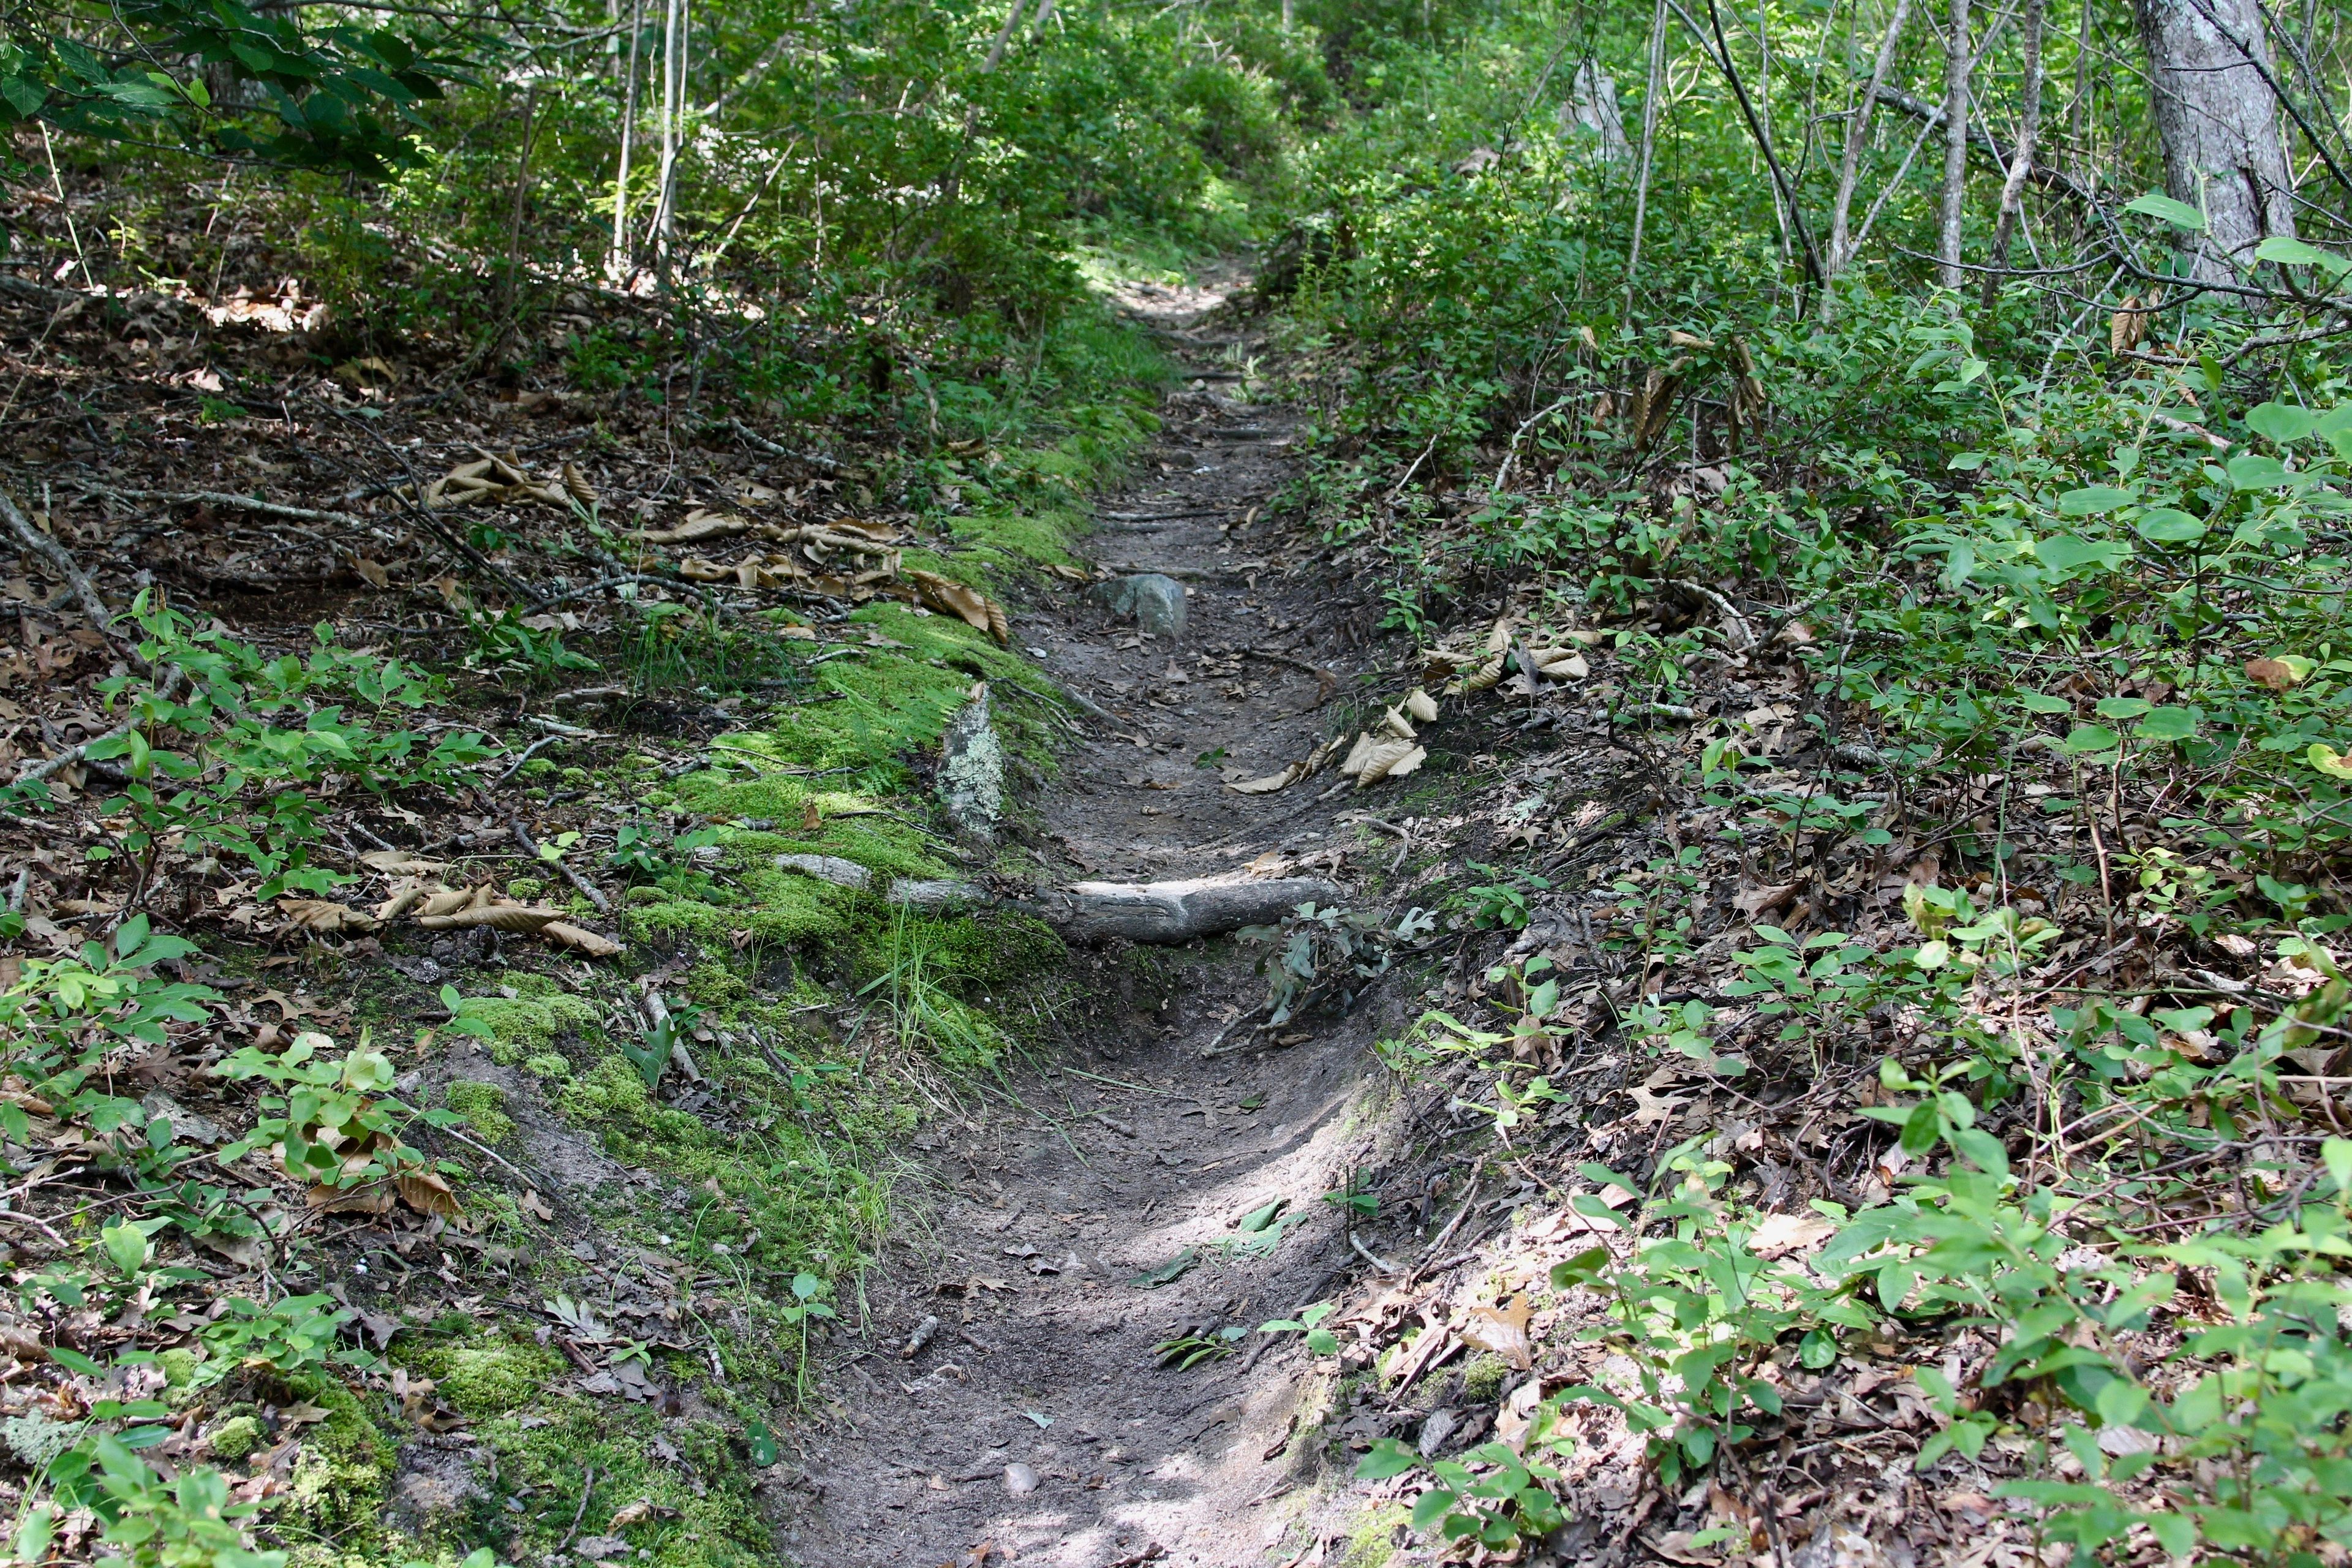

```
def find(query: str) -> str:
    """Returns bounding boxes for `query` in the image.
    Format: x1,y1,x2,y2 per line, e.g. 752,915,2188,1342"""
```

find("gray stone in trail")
1089,572,1188,641
937,685,1005,844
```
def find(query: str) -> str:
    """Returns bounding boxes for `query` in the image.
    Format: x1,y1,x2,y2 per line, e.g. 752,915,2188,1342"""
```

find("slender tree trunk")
2133,0,2296,283
609,0,645,282
982,0,1030,72
1624,0,1672,312
502,83,540,315
1937,0,1974,287
2068,0,2091,177
652,0,687,276
1828,0,1915,281
1980,0,2046,306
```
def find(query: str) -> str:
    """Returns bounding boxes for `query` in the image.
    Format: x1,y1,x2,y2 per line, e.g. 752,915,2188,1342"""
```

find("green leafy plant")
215,1030,464,1206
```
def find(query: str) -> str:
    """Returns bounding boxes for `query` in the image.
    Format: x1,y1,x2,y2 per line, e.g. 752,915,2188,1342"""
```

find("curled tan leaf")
279,898,380,935
1229,766,1303,795
638,513,752,546
542,921,624,958
373,880,445,922
417,888,477,919
1354,741,1425,787
1378,707,1416,741
415,905,564,934
396,1170,462,1218
360,850,447,876
1404,688,1439,723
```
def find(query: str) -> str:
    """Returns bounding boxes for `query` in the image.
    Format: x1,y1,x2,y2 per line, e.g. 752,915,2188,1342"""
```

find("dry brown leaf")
521,1189,555,1220
352,557,390,589
1458,1298,1534,1370
2110,294,2147,355
2246,656,2302,690
562,462,597,504
373,881,442,922
396,1170,462,1218
543,921,624,958
1404,688,1438,723
360,850,447,876
417,887,478,919
1452,655,1506,695
1229,766,1303,795
1536,650,1590,680
638,513,752,546
1746,1210,1837,1258
415,905,564,934
1354,740,1425,787
1338,731,1377,778
906,568,1000,639
279,898,380,935
307,1183,396,1215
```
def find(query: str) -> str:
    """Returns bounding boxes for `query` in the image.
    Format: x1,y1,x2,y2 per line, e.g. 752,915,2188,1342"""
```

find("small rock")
572,1536,629,1563
1003,1462,1039,1496
1092,573,1188,641
140,1092,225,1147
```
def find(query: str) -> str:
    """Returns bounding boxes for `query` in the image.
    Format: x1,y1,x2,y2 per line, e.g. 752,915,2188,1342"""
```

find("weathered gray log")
888,875,1342,943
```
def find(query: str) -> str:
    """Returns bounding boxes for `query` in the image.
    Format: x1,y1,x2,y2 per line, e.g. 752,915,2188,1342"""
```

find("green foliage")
5,595,491,900
216,1028,462,1199
1,0,466,175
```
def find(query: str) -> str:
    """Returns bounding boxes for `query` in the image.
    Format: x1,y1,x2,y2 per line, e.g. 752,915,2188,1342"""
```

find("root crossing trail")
782,274,1391,1568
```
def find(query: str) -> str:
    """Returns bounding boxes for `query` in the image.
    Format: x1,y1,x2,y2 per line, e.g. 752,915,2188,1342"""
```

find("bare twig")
0,483,111,631
509,819,612,916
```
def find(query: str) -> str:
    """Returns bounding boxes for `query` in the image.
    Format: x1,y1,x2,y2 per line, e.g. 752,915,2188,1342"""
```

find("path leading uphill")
780,271,1401,1568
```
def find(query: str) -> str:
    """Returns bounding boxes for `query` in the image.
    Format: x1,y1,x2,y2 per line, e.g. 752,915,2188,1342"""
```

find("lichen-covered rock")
1090,572,1188,641
937,685,1005,844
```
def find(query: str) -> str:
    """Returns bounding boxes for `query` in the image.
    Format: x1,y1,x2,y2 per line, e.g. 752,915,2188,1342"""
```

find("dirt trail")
780,274,1391,1568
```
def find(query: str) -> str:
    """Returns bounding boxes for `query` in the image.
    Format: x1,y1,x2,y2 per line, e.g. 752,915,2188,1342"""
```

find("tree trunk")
1828,0,1915,282
1624,0,1671,312
1936,0,1973,288
2133,0,2296,284
888,875,1345,944
1980,0,2046,307
650,0,687,274
609,0,644,282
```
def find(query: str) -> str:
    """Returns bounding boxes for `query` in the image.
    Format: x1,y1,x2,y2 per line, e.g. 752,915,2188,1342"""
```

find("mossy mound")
444,1081,514,1145
405,1340,564,1420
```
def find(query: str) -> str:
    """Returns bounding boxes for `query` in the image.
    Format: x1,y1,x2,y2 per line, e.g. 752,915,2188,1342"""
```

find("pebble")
1003,1461,1039,1496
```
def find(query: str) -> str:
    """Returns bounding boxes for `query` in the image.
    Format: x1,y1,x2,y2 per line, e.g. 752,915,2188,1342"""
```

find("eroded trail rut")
782,278,1391,1568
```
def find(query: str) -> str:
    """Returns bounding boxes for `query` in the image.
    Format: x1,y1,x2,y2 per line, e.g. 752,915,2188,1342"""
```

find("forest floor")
780,274,1409,1568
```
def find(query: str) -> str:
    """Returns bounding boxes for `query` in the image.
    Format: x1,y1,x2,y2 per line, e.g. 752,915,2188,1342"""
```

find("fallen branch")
1669,579,1756,652
888,874,1343,944
721,417,843,473
1,484,112,632
83,484,368,532
509,819,612,916
10,666,190,788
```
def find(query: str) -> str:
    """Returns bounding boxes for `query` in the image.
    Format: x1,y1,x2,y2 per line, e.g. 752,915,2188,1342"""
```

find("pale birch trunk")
1936,0,1973,288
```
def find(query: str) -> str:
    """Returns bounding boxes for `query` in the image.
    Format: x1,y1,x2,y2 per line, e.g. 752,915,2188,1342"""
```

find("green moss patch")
404,1340,564,1420
444,1081,514,1145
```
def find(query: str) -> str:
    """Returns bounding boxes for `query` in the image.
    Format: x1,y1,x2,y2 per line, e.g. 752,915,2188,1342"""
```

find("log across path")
782,269,1398,1568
